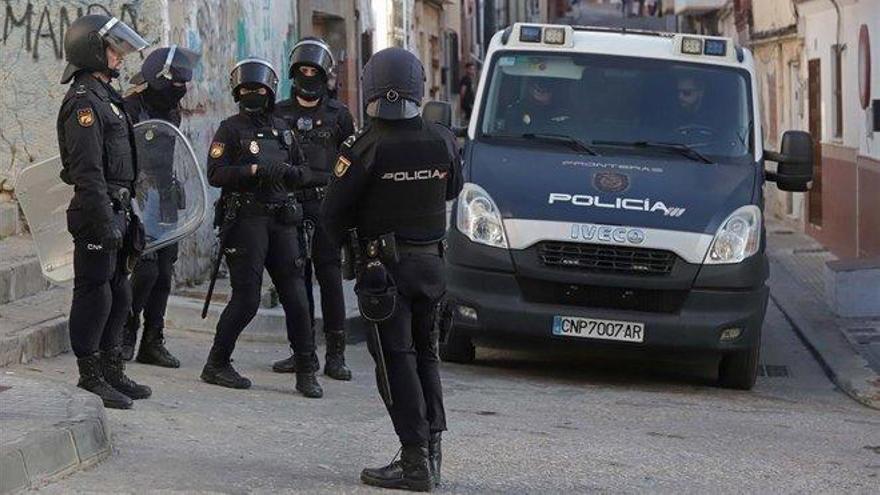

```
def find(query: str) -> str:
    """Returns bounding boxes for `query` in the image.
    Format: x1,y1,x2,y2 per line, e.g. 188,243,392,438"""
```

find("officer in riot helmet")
121,45,200,367
322,47,463,491
200,57,323,398
57,14,152,409
273,37,356,381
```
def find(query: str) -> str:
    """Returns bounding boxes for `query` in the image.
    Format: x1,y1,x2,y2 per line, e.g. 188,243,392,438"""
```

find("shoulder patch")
334,156,351,177
342,125,368,149
77,108,95,127
209,142,225,159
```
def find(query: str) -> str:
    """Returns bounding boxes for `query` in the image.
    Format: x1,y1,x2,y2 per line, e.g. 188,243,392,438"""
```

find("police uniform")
323,109,463,490
57,14,152,410
200,59,323,397
122,92,182,365
274,96,355,377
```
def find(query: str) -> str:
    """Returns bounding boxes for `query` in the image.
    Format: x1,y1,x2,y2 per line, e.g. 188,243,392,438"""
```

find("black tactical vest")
58,75,138,190
356,119,452,242
231,118,296,203
278,100,343,174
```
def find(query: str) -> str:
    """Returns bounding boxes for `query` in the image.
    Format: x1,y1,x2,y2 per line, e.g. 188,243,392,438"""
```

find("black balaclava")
293,67,326,102
240,89,270,114
143,85,187,112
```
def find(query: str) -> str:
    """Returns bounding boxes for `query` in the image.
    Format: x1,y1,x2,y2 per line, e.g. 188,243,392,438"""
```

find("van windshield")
478,52,753,160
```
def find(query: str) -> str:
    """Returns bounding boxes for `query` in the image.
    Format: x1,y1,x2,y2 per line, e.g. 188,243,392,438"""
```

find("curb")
165,295,368,344
769,256,880,410
0,317,70,368
0,377,111,494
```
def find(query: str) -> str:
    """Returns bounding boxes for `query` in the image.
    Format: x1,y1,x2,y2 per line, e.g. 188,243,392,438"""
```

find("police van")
439,23,813,389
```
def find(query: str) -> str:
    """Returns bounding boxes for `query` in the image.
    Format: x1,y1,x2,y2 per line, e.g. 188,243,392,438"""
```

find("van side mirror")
423,101,452,128
765,130,813,192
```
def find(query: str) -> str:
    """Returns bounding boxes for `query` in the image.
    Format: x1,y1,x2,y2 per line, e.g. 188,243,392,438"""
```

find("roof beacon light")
543,27,566,45
681,37,703,55
703,39,727,56
519,25,542,43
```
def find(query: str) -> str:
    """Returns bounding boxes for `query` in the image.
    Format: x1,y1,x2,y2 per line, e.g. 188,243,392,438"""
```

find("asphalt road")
15,301,880,494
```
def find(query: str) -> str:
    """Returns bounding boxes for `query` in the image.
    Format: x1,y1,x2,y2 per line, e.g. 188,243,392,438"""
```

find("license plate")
552,315,645,343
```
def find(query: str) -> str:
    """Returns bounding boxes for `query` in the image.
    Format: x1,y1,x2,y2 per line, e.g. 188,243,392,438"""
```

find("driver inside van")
501,78,573,134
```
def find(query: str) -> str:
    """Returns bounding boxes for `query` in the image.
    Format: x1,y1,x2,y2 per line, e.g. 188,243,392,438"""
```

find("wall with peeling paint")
0,0,300,283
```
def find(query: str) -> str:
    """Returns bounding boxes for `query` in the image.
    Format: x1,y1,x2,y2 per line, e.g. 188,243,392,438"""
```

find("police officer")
200,57,323,398
273,37,355,380
322,47,463,491
57,15,152,409
121,45,199,367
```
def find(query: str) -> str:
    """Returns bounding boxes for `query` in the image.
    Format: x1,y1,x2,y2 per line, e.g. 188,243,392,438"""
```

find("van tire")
440,329,476,364
718,344,760,390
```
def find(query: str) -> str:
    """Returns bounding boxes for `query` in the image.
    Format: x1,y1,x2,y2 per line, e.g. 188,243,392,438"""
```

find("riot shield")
132,119,208,253
16,120,207,283
15,156,75,283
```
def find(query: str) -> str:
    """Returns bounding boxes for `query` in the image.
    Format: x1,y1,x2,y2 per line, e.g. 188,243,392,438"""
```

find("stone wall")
0,0,300,283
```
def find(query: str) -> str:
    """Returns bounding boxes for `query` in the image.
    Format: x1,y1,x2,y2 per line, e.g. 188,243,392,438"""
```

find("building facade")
798,0,879,259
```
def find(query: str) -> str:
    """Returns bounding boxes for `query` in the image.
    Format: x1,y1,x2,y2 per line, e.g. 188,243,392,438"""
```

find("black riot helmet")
61,15,149,84
362,47,425,120
289,37,335,101
229,58,279,111
132,45,201,90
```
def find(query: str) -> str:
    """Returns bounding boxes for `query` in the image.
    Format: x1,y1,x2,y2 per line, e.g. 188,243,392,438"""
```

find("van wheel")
718,344,760,390
440,329,476,364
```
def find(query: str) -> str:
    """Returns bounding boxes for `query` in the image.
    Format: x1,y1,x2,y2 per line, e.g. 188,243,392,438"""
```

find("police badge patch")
334,156,351,177
77,108,95,127
209,142,225,159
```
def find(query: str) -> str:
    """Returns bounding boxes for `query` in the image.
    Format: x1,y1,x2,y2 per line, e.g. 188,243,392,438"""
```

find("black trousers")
372,253,447,446
67,210,131,358
213,214,315,365
130,243,178,332
302,199,345,335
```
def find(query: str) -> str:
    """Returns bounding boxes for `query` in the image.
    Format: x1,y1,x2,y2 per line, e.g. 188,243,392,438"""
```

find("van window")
479,52,753,160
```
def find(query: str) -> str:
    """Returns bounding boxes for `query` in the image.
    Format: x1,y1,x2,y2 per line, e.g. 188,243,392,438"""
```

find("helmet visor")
100,18,149,57
158,46,201,82
231,59,279,97
289,41,334,76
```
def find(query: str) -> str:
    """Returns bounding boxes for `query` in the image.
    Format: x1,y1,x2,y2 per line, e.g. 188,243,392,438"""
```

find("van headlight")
706,205,761,264
456,183,508,248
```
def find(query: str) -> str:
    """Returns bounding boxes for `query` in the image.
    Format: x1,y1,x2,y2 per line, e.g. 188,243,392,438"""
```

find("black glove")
103,226,124,250
256,163,289,183
284,166,313,188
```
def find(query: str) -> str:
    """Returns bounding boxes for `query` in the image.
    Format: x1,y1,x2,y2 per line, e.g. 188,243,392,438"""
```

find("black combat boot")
76,354,133,409
272,349,320,373
120,315,139,361
361,445,433,492
324,331,352,381
294,354,323,398
428,432,442,487
201,346,251,389
136,325,181,368
101,348,152,400
272,353,297,373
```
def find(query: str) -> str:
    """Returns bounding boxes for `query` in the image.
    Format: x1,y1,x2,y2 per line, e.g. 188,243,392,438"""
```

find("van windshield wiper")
591,140,712,164
521,133,599,156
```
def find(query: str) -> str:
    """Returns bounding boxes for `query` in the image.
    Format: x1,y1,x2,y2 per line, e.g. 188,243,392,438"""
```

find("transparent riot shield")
15,156,74,283
16,120,207,284
132,119,208,253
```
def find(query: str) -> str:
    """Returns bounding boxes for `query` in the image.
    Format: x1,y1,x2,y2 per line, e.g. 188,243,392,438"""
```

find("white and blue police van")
439,23,813,389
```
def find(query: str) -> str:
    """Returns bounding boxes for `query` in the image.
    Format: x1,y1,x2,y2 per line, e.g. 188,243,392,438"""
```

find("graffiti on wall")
1,1,148,61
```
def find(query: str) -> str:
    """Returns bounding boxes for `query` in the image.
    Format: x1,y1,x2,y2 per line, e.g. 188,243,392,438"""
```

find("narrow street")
9,301,877,494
